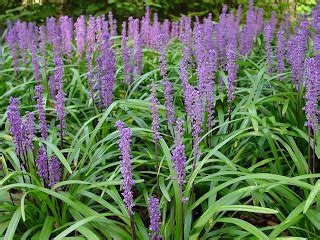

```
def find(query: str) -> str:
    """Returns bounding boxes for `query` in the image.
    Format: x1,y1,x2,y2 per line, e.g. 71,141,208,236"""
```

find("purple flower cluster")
150,83,160,142
264,22,273,75
303,57,319,134
36,146,49,181
6,21,19,72
116,120,135,215
7,98,35,156
39,25,47,71
74,15,86,61
171,118,186,196
96,34,116,108
276,23,285,78
59,16,73,58
48,156,62,187
35,84,48,139
148,196,161,240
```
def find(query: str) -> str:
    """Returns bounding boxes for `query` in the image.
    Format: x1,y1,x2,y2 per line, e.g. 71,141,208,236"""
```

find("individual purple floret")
148,196,161,240
36,146,49,181
303,57,319,134
276,23,285,78
48,156,61,187
264,22,273,75
74,15,86,61
171,118,186,196
7,97,23,155
35,84,48,139
115,120,135,215
150,83,160,142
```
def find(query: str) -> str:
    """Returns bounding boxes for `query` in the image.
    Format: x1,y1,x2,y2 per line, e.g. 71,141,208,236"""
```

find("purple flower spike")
59,16,73,57
276,23,285,78
171,118,186,197
36,146,49,181
8,97,23,155
6,22,19,72
303,57,319,134
35,84,48,139
49,156,61,187
22,112,35,155
264,22,273,75
31,30,41,82
150,83,160,142
115,120,135,215
74,15,86,61
148,197,161,240
39,25,47,71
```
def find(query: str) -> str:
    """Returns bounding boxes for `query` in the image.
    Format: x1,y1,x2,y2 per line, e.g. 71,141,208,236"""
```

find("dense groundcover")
0,1,320,239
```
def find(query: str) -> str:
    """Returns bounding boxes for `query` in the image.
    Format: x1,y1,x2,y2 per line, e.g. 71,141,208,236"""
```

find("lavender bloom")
256,8,264,34
39,26,47,70
287,22,309,89
35,84,48,139
59,16,73,57
171,118,186,196
284,13,291,40
22,112,35,155
74,15,86,61
276,23,285,78
115,120,135,215
311,4,320,53
6,23,19,72
159,45,175,126
97,34,116,108
15,21,28,65
226,19,238,105
46,17,57,46
108,11,117,37
122,22,133,84
162,80,175,126
264,23,273,75
56,89,66,138
303,57,319,134
133,19,143,75
148,197,161,240
7,97,23,155
36,146,49,181
49,75,56,99
31,30,41,82
48,156,61,187
190,89,204,167
86,16,96,99
236,4,242,29
270,11,277,37
150,83,160,142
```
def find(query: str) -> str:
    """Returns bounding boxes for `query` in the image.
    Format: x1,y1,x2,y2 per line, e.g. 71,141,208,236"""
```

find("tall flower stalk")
115,120,136,240
150,83,161,196
148,197,161,240
303,57,319,173
171,118,186,240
